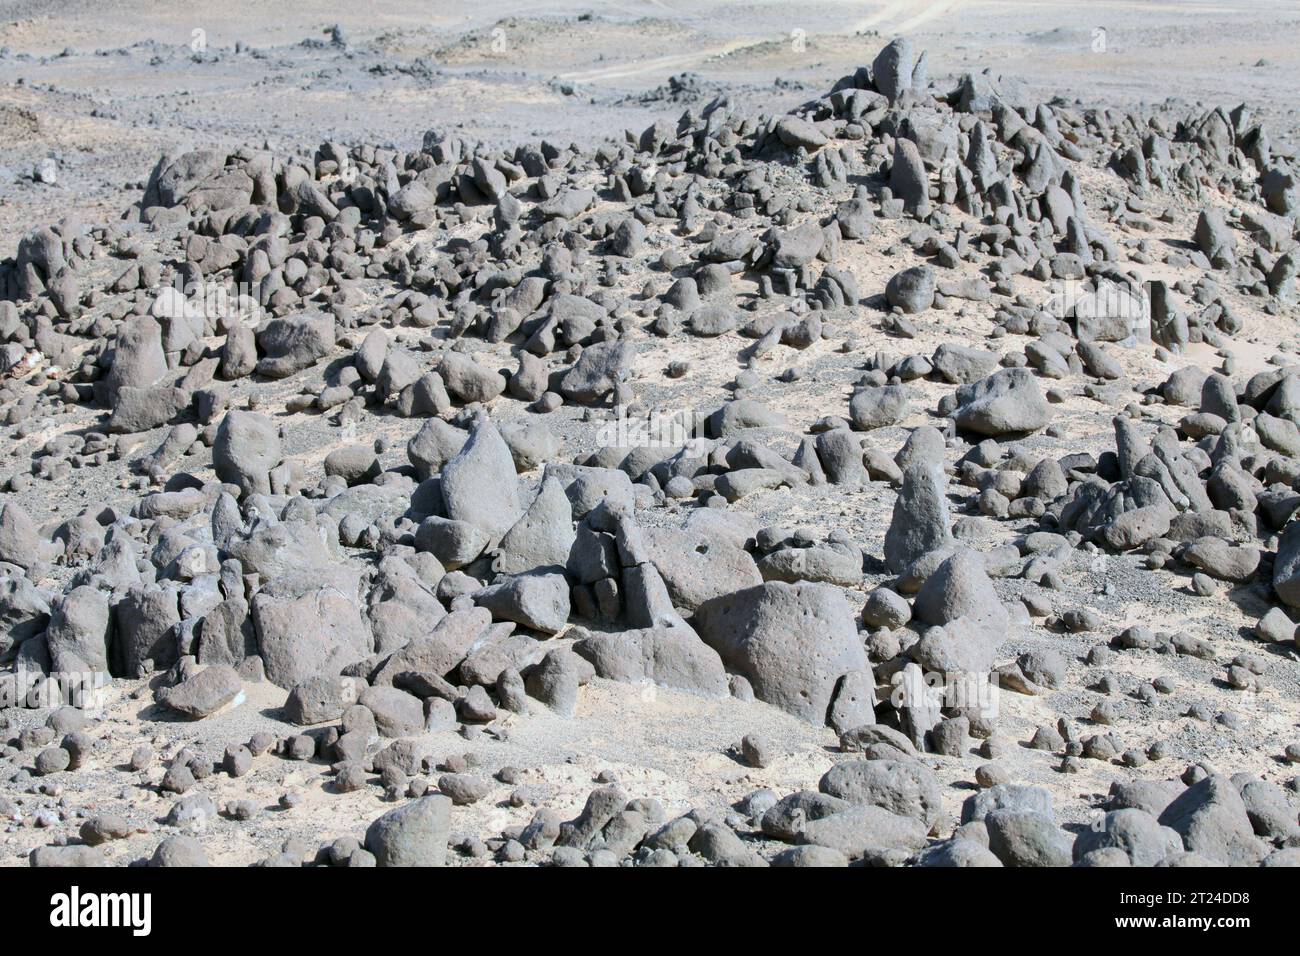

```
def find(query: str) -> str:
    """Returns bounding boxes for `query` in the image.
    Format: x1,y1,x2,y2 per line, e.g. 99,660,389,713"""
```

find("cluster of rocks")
3,35,1300,867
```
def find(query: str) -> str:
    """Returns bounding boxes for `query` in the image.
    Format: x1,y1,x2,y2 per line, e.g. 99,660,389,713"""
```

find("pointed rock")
884,465,952,573
440,417,523,546
494,477,577,575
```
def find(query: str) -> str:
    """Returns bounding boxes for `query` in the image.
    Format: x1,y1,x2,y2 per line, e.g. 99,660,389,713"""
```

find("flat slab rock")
156,665,244,719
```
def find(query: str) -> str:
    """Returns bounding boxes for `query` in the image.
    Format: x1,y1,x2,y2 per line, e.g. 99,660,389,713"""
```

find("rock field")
2,2,1300,869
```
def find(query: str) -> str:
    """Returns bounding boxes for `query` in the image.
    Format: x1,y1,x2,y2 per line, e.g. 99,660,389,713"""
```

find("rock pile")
3,35,1300,868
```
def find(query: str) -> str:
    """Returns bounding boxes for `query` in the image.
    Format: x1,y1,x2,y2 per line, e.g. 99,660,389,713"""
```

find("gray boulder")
884,465,952,573
251,568,372,688
0,501,42,571
415,517,490,571
475,571,570,635
359,685,425,737
0,573,50,660
985,809,1072,867
797,804,927,864
850,384,912,430
525,647,594,717
819,758,945,834
911,615,999,675
931,343,1000,385
437,351,505,404
365,795,452,867
572,624,728,698
872,37,917,102
889,139,929,215
113,583,181,675
775,115,828,151
560,341,634,404
493,477,576,575
157,665,243,719
951,368,1051,436
440,418,524,546
639,526,761,612
100,316,167,402
1272,522,1300,608
1194,208,1237,268
1157,775,1268,865
285,675,360,725
213,411,282,497
46,585,112,676
885,264,936,313
406,418,467,481
373,607,493,684
255,311,335,378
695,581,867,724
961,783,1055,824
1073,809,1184,867
912,549,1007,631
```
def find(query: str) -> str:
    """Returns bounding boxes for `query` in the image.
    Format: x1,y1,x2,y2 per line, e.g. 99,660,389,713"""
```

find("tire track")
559,0,941,84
